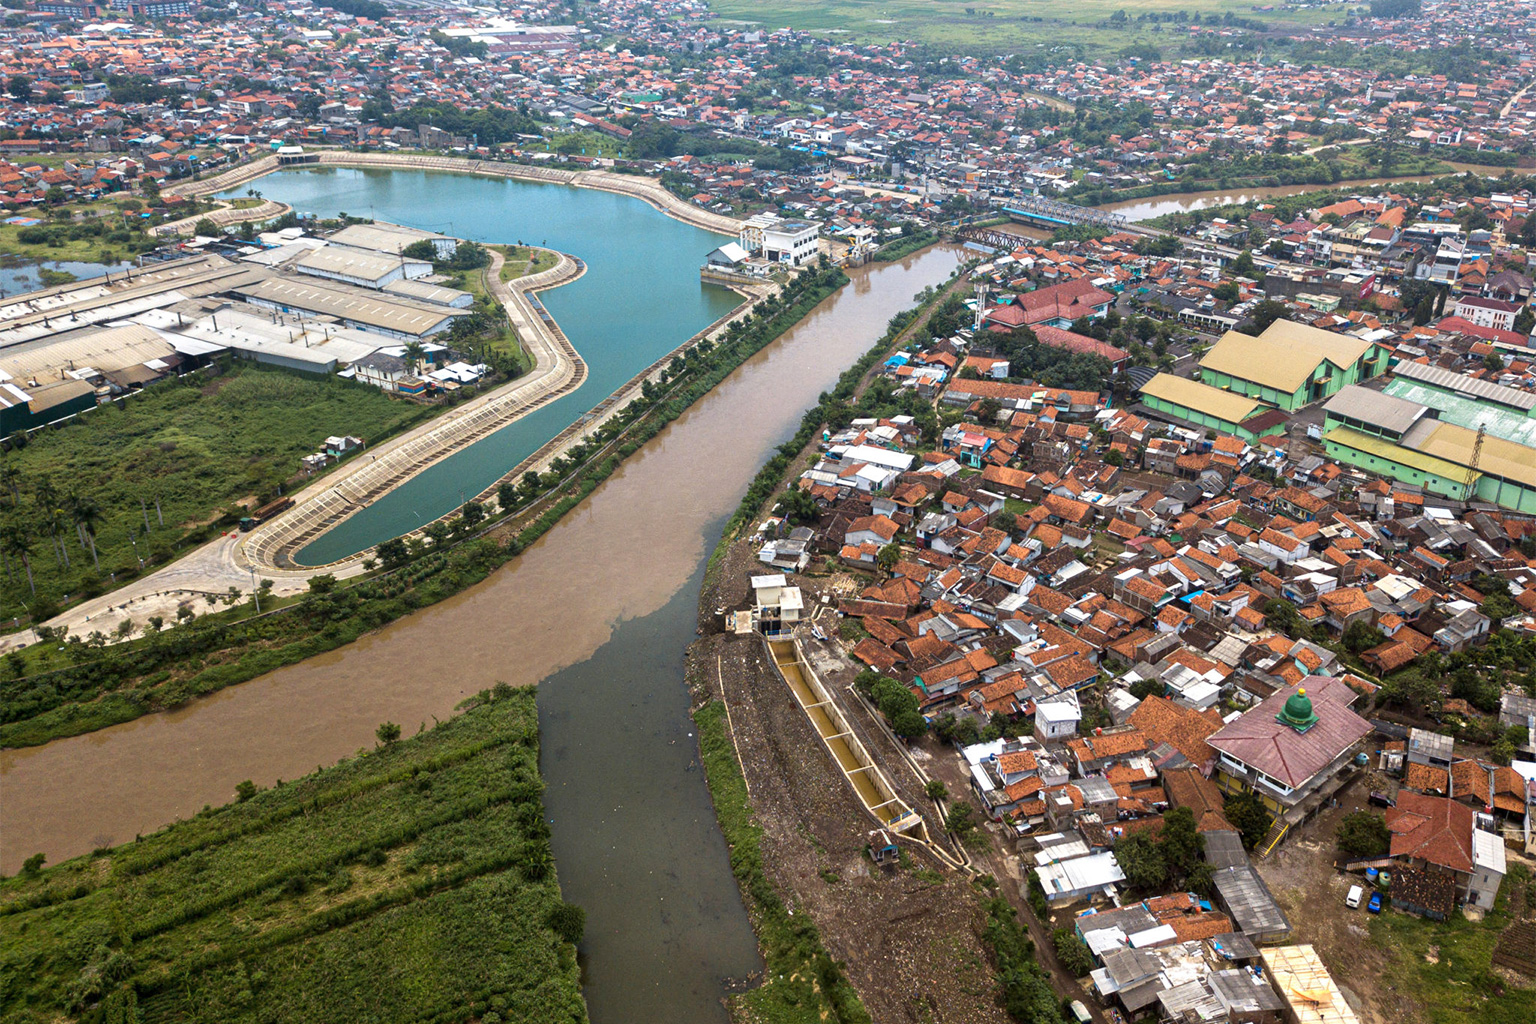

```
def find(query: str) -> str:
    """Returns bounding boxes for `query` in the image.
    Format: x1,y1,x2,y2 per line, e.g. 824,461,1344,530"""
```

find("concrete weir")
766,637,928,839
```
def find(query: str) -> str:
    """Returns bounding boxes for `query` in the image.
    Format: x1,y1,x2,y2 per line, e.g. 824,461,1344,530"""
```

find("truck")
239,496,294,532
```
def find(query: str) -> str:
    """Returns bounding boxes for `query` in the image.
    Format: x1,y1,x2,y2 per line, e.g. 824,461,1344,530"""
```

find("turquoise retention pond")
220,167,740,564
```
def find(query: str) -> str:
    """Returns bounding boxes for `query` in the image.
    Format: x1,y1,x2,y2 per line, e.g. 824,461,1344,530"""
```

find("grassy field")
0,364,430,624
0,687,588,1024
694,701,874,1024
706,0,1336,53
495,245,560,282
1370,864,1536,1024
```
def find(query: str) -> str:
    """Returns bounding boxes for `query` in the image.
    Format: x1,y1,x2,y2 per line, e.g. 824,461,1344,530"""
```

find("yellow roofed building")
1197,320,1391,411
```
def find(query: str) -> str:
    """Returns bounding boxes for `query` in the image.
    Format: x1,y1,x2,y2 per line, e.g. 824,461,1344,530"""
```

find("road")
0,247,586,654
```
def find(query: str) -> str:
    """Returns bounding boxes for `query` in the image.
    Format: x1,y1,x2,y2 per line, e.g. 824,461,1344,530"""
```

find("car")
1345,885,1363,909
1068,1001,1093,1024
1367,892,1383,914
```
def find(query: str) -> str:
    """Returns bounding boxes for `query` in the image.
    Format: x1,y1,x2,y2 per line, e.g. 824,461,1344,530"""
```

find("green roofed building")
1139,373,1289,442
1321,383,1536,513
1197,320,1390,411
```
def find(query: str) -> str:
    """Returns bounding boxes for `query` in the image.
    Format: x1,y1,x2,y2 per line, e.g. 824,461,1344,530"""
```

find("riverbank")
170,150,743,236
1097,163,1522,222
0,685,589,1024
0,244,590,656
678,259,1026,1023
0,265,843,750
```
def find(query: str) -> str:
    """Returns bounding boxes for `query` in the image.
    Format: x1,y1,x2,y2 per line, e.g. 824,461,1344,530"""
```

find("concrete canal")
0,226,966,1021
219,167,742,564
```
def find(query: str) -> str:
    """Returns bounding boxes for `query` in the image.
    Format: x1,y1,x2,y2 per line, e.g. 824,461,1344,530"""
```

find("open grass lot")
0,688,588,1024
0,364,431,624
1371,863,1536,1024
707,0,1338,54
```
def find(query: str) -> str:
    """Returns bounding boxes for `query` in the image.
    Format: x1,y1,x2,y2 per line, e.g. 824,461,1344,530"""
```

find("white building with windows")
739,212,819,267
1453,295,1523,332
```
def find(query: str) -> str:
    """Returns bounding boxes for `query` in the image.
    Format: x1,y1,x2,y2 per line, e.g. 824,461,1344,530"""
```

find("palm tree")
31,477,65,566
0,464,20,505
47,506,71,569
1,525,35,597
71,495,102,570
402,341,427,377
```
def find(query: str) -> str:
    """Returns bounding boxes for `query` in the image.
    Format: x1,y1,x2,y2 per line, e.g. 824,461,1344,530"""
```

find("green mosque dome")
1276,687,1320,733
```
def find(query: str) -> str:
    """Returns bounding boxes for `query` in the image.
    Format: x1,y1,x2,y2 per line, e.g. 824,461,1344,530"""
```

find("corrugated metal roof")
1413,420,1536,489
1323,426,1472,482
1321,384,1427,435
235,278,455,337
1200,320,1375,394
0,323,174,385
1140,372,1265,425
1391,359,1536,411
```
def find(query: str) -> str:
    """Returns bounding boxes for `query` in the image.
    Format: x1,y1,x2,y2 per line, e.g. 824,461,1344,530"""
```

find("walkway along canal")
0,245,967,1023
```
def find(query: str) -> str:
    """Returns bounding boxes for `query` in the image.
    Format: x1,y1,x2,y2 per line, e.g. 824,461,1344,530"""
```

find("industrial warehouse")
1322,376,1536,514
0,223,485,435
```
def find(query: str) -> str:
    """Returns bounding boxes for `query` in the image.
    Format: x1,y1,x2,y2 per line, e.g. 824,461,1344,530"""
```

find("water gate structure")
765,637,969,871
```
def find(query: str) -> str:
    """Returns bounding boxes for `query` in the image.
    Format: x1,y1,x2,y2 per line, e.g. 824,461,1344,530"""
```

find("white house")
739,212,819,267
1035,692,1082,739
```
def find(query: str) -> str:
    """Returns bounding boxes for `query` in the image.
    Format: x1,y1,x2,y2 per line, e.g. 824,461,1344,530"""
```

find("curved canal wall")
170,150,743,235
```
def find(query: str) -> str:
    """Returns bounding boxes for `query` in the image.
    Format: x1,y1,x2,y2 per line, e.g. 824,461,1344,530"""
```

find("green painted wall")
1323,437,1464,499
1201,344,1388,412
1143,394,1262,442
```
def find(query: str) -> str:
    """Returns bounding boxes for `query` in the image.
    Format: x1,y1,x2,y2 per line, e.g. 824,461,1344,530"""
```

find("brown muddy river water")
1,245,965,1023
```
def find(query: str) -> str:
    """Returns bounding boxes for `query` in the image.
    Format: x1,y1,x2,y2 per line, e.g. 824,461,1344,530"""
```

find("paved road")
0,249,586,654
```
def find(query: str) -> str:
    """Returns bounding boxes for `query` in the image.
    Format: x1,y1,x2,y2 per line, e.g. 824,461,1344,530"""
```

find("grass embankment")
1370,863,1535,1024
0,687,587,1024
493,244,559,281
871,229,938,263
0,265,848,749
694,701,873,1024
0,365,432,627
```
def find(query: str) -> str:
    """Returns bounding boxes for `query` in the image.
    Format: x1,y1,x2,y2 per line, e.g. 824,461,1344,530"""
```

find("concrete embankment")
169,150,743,235
149,198,292,238
241,246,589,570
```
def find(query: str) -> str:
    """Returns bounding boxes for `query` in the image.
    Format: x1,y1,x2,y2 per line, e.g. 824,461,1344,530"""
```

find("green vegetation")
494,245,559,281
978,891,1066,1024
694,701,873,1024
1113,807,1210,895
0,197,170,264
707,0,1329,57
854,668,928,739
1371,864,1535,1024
1051,929,1094,978
1336,810,1391,858
0,687,588,1024
2,265,848,748
1222,791,1272,851
870,227,937,263
0,364,431,626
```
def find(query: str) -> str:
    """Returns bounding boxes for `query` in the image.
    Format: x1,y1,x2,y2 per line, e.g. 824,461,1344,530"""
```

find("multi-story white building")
1453,295,1523,332
738,212,819,267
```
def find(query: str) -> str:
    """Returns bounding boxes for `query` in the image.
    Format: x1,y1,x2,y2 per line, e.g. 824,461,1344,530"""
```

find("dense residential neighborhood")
4,2,1536,1024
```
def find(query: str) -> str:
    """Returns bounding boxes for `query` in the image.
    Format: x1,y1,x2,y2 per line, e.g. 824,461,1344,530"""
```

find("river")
1102,163,1519,222
0,241,965,1023
218,167,741,564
